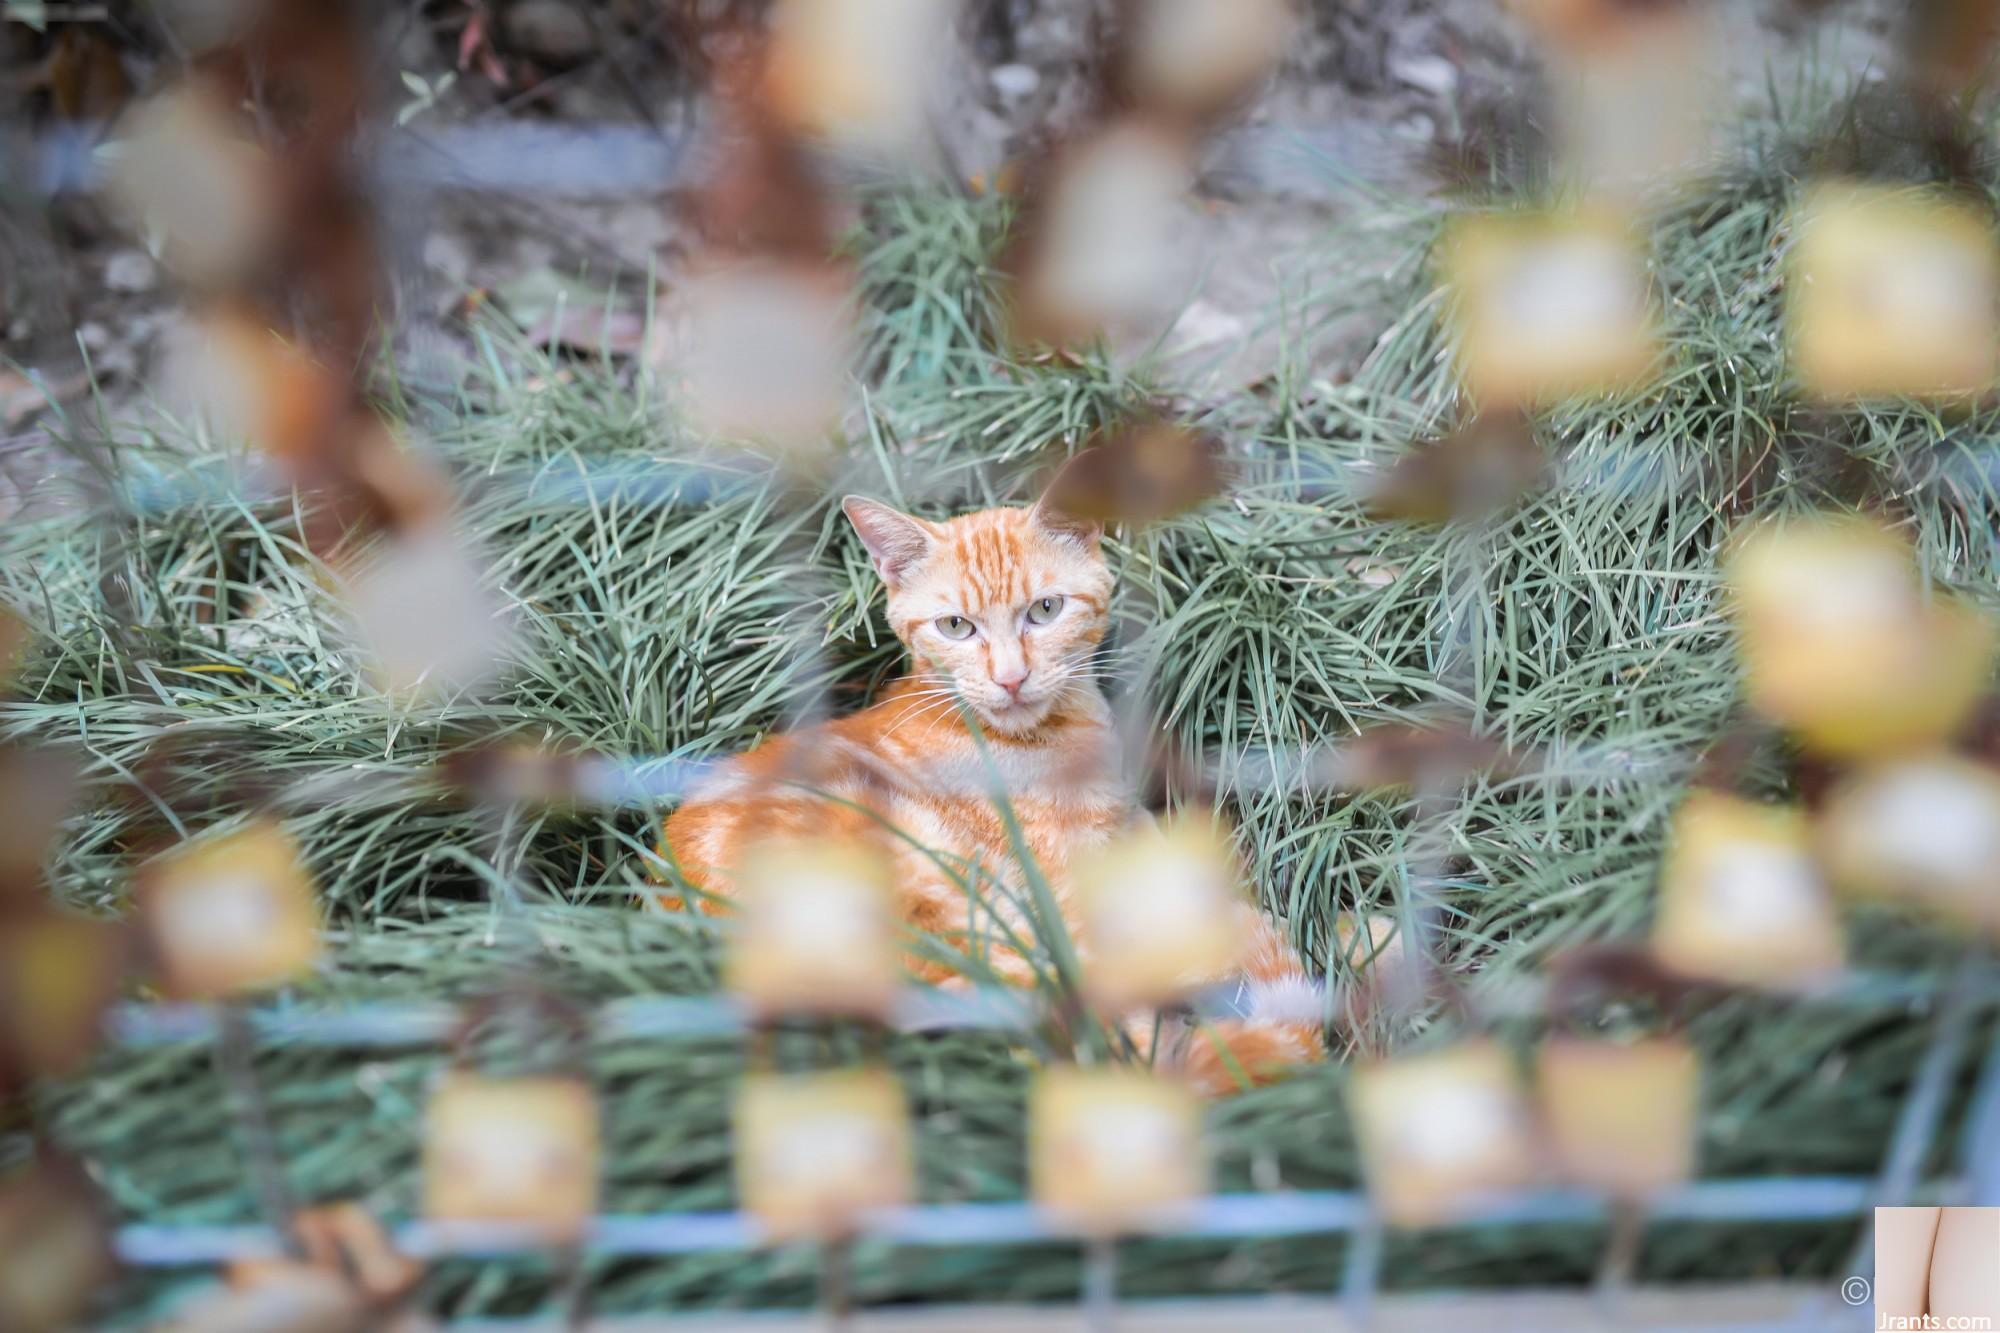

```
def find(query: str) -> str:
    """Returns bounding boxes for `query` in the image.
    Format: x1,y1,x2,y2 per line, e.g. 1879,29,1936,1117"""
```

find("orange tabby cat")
659,487,1323,1092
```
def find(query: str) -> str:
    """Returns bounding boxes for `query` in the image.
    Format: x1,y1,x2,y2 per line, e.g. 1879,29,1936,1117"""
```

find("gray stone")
104,249,158,293
990,63,1040,100
1389,54,1459,99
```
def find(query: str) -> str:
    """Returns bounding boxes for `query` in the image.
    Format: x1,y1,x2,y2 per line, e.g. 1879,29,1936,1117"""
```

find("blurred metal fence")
92,961,2000,1329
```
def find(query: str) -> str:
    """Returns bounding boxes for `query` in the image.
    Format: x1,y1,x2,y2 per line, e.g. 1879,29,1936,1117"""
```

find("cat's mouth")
977,690,1052,730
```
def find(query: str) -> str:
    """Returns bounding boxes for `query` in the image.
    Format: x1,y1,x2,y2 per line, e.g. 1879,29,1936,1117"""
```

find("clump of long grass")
6,75,1999,1320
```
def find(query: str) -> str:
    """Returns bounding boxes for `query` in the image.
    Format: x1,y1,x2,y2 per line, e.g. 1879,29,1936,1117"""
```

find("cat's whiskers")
1037,648,1124,698
878,686,971,742
1053,648,1120,675
883,685,965,718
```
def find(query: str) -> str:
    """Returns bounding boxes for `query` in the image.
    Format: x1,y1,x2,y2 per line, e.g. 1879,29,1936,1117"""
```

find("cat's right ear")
841,496,936,588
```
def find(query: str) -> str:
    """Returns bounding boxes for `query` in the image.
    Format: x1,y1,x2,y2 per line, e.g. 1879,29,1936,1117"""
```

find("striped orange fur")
658,489,1323,1091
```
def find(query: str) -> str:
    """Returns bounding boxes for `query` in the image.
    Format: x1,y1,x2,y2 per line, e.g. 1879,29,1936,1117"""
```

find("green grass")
6,76,2000,1320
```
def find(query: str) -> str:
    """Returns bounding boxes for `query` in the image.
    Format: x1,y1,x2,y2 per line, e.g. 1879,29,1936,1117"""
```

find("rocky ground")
2,0,1906,518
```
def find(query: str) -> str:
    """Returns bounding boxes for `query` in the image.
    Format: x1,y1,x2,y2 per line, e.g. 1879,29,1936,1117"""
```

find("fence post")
214,1002,304,1260
1958,1021,2000,1207
1083,1236,1118,1332
1339,1208,1384,1324
1830,957,1980,1324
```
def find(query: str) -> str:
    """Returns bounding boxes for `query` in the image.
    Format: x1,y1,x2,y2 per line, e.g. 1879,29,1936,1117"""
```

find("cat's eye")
1026,595,1065,626
935,615,976,640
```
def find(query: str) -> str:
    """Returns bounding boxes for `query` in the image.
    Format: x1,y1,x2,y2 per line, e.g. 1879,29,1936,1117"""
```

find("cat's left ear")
1030,456,1104,551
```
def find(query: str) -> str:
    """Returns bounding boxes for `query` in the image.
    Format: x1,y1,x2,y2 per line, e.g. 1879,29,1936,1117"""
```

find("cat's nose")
993,667,1029,697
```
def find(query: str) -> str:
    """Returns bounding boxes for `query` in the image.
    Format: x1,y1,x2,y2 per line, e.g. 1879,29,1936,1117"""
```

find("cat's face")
843,495,1114,735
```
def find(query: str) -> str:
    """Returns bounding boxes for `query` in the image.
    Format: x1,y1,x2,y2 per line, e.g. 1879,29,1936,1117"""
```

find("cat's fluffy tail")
1169,912,1327,1096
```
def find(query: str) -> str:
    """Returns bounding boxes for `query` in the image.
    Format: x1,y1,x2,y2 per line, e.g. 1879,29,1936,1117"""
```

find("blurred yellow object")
765,0,953,151
1787,183,2000,401
1818,755,2000,936
1727,517,1993,757
423,1074,600,1240
726,838,900,1020
102,78,275,291
1009,121,1195,348
1333,911,1404,976
1030,1065,1206,1235
341,526,511,700
735,1068,913,1240
658,258,856,458
1443,211,1659,409
1516,0,1715,202
1537,1037,1698,1198
0,1160,111,1333
0,910,125,1083
1347,1041,1538,1226
136,820,322,1001
1074,819,1249,1008
1652,793,1844,990
1122,0,1293,121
